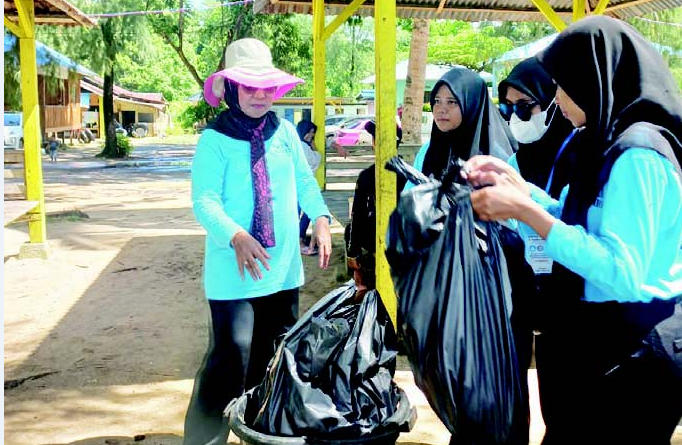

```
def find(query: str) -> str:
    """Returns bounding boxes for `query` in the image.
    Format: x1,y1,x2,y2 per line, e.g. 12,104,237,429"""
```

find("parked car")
333,118,375,147
325,115,374,148
4,112,23,149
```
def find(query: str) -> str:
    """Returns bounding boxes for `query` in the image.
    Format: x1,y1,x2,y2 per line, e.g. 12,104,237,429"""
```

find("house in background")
360,60,492,108
80,76,169,138
4,34,169,140
4,33,95,141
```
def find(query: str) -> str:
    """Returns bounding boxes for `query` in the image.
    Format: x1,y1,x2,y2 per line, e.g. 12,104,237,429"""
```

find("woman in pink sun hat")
184,38,332,445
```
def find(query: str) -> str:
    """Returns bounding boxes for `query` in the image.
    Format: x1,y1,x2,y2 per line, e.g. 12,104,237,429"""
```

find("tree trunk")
99,19,121,158
402,19,430,145
102,66,117,157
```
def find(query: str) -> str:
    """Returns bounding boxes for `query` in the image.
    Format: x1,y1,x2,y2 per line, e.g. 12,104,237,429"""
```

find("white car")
4,112,24,149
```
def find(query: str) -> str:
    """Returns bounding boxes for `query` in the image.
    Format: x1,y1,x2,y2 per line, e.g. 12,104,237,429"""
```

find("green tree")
37,0,149,158
428,22,513,71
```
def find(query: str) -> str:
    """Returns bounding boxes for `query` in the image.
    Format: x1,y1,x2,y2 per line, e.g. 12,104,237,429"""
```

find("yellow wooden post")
17,0,49,257
573,0,586,21
374,0,398,325
99,95,105,139
312,0,326,188
529,0,567,31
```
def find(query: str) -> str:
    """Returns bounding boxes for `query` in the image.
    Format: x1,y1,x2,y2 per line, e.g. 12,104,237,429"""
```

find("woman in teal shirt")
464,17,682,444
183,38,332,445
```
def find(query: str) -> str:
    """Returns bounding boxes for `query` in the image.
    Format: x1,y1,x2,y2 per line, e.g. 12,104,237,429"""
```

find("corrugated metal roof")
4,0,96,27
254,0,681,22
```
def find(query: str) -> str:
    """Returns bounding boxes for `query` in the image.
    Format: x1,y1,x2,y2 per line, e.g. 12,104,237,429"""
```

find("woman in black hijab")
499,57,576,198
463,16,682,444
409,66,516,185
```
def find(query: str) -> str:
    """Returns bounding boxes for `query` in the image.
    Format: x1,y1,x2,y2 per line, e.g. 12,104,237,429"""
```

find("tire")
18,138,24,149
132,123,148,138
78,131,89,143
83,128,95,142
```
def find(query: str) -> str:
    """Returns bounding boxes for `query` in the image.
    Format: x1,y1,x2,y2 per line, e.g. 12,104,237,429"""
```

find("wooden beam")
322,0,367,41
312,0,327,188
529,0,567,30
573,0,586,21
374,0,398,326
605,0,652,12
437,0,448,14
593,0,610,14
261,1,575,17
15,0,35,38
18,3,48,247
4,16,25,38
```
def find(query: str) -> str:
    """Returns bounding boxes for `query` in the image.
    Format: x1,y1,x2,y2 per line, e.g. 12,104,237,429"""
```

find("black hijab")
499,57,576,197
296,119,317,147
422,67,517,181
537,16,682,227
536,16,682,307
208,79,280,141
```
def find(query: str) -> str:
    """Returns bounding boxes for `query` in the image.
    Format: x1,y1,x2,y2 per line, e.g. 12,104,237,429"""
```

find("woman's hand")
309,216,332,269
470,177,533,221
232,230,271,281
462,155,530,196
469,172,557,239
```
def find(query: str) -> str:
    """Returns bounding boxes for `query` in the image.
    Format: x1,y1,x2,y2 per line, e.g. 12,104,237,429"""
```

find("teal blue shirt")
191,120,330,300
403,141,430,192
529,148,682,303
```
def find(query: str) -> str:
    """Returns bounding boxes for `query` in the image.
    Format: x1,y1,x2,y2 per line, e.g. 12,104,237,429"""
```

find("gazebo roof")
4,0,96,27
254,0,681,22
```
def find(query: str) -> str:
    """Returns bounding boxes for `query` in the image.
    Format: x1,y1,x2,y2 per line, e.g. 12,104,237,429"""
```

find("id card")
525,235,553,274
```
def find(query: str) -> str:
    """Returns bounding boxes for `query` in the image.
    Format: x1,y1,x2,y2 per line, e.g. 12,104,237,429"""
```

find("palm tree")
401,19,429,145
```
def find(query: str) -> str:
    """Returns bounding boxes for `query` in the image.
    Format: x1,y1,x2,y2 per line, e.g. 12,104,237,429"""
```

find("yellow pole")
573,0,586,21
17,0,48,253
529,0,567,31
322,0,367,41
374,0,398,326
312,0,326,188
99,95,105,139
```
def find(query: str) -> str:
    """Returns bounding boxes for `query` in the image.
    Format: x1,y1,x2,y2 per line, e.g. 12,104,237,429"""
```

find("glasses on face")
240,85,278,96
498,101,538,122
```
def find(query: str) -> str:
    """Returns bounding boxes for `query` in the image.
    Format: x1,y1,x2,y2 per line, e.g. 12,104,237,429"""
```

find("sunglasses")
240,84,278,96
498,101,538,122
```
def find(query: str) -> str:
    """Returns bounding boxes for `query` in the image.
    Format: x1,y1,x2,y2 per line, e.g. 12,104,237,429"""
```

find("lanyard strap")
545,128,579,194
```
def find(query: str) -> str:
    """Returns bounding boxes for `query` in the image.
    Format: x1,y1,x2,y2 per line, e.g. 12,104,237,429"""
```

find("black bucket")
226,388,416,445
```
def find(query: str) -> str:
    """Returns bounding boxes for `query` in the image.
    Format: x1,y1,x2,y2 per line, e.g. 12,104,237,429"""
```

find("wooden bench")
4,150,38,226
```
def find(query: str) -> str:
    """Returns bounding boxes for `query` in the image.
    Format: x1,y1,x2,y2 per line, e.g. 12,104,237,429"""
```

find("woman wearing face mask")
464,17,682,444
498,57,579,420
185,38,332,445
407,66,517,187
499,57,576,199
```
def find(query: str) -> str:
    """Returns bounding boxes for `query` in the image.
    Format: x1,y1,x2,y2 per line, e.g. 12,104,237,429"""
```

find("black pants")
535,298,681,445
182,288,299,445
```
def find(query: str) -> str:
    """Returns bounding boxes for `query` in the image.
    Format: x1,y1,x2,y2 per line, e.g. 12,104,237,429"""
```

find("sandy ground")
4,137,680,445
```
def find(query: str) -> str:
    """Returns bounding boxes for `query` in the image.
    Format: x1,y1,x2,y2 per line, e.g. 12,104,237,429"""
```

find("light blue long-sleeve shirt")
191,120,330,301
529,148,682,303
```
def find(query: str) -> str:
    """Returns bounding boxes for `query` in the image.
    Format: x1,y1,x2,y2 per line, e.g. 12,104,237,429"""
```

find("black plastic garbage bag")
245,283,406,439
385,156,525,444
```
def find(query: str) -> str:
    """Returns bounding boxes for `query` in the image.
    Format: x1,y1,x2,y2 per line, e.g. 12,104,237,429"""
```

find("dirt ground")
4,137,680,445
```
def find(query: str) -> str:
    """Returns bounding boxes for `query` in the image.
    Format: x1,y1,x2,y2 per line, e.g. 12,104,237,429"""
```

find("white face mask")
509,109,549,144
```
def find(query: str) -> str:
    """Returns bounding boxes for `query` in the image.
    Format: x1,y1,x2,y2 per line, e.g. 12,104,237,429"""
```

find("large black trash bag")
246,283,403,439
385,156,525,444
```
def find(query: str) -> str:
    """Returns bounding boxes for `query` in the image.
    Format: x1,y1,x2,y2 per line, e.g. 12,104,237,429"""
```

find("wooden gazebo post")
4,0,95,258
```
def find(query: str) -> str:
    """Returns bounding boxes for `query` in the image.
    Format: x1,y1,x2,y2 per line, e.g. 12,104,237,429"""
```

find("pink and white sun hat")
204,38,304,107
